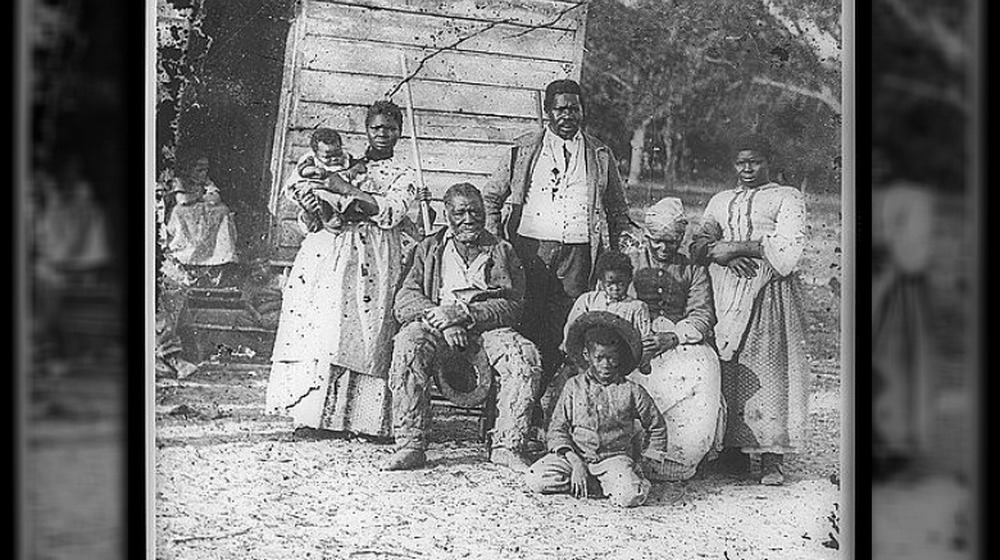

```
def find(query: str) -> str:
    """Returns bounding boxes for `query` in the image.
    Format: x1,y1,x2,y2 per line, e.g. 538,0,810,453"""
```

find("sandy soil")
153,368,842,560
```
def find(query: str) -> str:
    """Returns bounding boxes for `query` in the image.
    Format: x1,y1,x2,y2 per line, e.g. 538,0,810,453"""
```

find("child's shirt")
547,372,668,464
562,290,651,352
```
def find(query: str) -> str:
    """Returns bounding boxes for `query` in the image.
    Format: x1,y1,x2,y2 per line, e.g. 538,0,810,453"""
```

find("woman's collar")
363,146,394,162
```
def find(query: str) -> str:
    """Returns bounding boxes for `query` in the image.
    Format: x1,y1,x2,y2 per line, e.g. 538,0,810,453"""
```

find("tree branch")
509,1,588,39
881,0,966,69
596,68,635,92
704,55,738,70
762,0,841,69
385,1,588,98
751,76,841,113
880,74,967,114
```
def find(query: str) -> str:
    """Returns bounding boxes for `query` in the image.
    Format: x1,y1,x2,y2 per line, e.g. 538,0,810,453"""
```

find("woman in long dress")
625,197,725,481
690,136,811,485
265,100,419,439
872,168,934,476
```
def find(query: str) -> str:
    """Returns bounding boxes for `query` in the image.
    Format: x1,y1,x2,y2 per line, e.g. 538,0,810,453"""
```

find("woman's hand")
297,189,324,217
442,325,469,351
726,256,759,279
642,332,679,358
325,173,359,195
341,162,367,182
707,241,740,263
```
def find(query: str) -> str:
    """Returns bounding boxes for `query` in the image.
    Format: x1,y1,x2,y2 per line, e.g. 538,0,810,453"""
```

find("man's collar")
544,126,582,146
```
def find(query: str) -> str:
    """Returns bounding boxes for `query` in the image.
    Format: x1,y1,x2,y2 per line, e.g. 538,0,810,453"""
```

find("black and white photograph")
150,0,848,558
872,0,977,558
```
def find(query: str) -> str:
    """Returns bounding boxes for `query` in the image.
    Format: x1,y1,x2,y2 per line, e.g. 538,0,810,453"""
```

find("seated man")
383,183,543,472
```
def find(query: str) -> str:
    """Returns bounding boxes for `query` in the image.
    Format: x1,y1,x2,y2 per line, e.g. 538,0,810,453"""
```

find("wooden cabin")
267,0,589,265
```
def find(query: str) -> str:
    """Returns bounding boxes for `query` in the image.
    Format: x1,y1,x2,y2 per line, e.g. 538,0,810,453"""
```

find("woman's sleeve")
674,265,715,343
761,188,806,277
690,195,724,263
371,168,418,230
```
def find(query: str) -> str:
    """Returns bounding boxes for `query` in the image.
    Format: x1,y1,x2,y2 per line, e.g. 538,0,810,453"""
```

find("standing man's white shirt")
517,128,589,243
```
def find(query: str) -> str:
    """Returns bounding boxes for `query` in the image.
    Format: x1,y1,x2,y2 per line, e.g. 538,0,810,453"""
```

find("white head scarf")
643,197,687,239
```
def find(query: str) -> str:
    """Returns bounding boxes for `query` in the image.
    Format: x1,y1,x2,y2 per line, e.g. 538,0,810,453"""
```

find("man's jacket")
393,229,526,333
481,129,634,267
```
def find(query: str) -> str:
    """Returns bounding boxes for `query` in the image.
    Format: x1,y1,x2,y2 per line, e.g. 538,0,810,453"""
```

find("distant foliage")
582,0,842,193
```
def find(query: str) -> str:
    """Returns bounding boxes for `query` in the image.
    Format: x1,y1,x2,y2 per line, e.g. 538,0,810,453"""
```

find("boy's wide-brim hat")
564,311,643,372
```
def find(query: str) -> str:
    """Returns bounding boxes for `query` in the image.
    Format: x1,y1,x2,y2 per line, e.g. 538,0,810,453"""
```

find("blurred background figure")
871,150,934,478
32,162,113,377
164,155,240,286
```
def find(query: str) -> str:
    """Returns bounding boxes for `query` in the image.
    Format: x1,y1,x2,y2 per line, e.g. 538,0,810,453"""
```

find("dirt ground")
27,374,125,560
152,367,842,560
150,186,846,560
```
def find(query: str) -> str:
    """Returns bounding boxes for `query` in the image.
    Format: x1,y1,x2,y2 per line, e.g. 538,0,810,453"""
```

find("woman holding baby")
266,99,423,440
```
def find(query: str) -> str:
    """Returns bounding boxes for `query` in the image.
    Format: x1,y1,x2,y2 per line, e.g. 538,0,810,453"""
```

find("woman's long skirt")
265,224,401,437
873,272,931,460
721,275,812,455
628,318,725,480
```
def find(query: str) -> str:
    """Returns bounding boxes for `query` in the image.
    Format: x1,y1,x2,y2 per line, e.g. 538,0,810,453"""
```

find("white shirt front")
439,233,491,305
517,128,589,243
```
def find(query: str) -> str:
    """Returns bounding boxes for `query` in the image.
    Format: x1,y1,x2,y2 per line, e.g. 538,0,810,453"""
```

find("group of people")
264,79,811,507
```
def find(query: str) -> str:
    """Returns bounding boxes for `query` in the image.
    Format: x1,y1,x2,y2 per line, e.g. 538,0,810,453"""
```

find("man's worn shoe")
381,448,426,471
490,448,532,473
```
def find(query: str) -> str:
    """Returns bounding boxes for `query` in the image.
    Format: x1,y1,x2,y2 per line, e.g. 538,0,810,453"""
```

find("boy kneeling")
526,311,668,507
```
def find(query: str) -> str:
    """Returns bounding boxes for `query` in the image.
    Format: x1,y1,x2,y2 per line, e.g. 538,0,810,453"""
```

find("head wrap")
643,197,687,239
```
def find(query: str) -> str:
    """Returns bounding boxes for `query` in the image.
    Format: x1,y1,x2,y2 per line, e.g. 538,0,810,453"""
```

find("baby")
287,128,365,233
527,311,669,508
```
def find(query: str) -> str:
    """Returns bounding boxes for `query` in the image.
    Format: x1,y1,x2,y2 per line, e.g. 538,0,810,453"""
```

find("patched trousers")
525,453,651,508
389,322,543,451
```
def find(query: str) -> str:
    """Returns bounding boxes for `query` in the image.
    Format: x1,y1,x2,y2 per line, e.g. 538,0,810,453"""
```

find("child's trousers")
526,453,651,507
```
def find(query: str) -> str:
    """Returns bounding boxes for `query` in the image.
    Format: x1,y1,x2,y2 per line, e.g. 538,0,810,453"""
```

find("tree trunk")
660,103,676,190
628,120,648,186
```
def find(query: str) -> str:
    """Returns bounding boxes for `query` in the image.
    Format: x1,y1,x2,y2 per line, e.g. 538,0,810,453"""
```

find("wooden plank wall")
269,0,587,263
